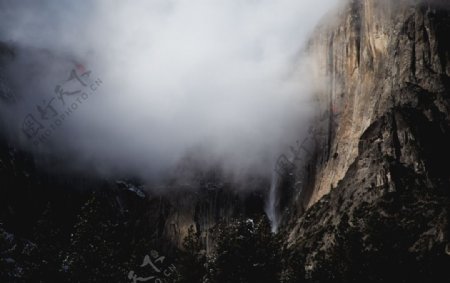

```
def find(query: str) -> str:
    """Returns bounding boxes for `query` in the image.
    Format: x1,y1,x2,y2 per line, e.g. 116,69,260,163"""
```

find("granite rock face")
1,1,450,281
282,0,450,281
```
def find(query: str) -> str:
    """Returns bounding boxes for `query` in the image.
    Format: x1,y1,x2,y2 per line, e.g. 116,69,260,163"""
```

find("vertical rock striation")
283,0,450,281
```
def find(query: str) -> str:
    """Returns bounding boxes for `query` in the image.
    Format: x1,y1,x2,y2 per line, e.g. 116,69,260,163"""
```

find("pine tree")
176,225,207,283
61,193,127,282
207,217,282,283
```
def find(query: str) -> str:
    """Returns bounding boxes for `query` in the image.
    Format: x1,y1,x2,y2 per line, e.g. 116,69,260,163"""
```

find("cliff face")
0,133,266,281
282,0,450,281
1,1,450,281
303,0,450,207
158,183,265,251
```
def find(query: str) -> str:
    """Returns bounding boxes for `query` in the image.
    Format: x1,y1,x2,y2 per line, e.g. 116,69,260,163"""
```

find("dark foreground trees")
176,217,283,283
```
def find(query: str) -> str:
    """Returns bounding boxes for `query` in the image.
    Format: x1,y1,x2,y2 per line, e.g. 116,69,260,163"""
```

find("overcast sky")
0,0,339,184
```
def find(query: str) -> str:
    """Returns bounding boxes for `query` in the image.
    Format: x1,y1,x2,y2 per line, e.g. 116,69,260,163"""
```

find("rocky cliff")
281,0,450,281
1,0,450,281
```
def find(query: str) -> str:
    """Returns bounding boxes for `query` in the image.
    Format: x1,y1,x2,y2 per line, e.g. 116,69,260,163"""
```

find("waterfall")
265,171,279,233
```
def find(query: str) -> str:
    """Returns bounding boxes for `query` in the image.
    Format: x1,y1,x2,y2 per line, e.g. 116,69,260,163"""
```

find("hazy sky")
0,0,339,184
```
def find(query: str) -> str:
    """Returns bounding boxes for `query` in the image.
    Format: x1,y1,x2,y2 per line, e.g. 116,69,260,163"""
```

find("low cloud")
0,0,338,186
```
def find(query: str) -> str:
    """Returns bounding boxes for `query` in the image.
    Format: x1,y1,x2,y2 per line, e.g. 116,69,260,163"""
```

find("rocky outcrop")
282,0,450,281
1,1,450,281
